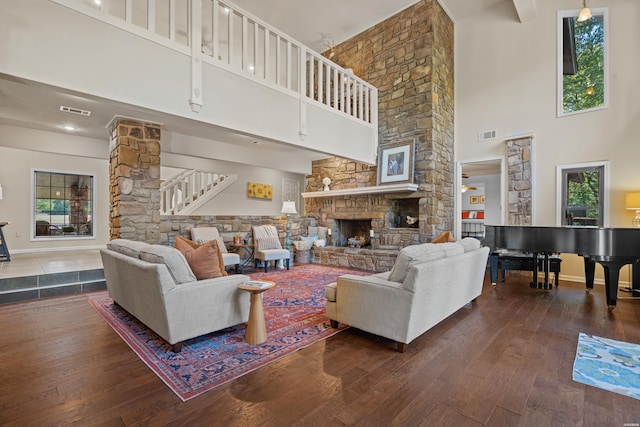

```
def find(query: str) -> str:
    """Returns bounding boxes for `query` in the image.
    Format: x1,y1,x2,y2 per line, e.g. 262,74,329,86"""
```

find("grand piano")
484,225,640,310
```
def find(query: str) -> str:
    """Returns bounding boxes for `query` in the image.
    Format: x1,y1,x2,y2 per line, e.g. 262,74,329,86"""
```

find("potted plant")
233,232,242,245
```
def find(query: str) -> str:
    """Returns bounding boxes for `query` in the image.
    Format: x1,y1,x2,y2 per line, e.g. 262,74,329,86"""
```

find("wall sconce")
625,192,640,227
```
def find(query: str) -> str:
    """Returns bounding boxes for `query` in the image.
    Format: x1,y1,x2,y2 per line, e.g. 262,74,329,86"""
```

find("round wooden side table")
238,281,275,344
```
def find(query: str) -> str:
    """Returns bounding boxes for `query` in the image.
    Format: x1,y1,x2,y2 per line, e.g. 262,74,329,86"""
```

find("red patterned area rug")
89,264,370,401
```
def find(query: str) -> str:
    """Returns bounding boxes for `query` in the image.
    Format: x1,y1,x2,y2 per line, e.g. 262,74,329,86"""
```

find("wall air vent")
60,105,92,116
479,130,496,141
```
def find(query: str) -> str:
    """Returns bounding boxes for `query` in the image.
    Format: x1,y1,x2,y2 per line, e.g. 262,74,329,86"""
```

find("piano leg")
530,252,553,290
490,253,499,287
599,261,628,311
633,260,640,297
542,253,551,290
583,257,595,294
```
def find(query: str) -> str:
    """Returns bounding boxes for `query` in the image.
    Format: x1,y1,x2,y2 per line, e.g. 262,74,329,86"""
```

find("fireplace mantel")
302,183,419,198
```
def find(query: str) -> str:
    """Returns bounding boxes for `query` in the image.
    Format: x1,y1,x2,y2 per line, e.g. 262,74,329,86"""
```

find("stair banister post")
189,0,203,112
299,47,307,141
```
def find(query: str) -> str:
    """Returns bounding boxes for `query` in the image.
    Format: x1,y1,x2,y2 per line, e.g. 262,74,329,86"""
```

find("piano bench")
491,253,562,287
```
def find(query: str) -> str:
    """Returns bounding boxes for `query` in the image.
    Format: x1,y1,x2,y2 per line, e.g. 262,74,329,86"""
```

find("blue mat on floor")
573,333,640,400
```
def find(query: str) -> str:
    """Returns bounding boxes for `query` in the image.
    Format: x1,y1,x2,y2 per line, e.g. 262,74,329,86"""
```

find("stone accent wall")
308,0,455,241
306,157,376,193
159,215,314,248
507,136,533,225
108,119,162,242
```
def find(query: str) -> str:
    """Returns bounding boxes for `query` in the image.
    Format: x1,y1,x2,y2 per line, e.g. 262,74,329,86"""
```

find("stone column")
319,0,455,241
507,136,533,225
108,118,162,243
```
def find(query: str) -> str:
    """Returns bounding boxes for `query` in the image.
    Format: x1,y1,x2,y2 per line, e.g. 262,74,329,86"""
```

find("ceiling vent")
478,130,496,141
60,105,92,116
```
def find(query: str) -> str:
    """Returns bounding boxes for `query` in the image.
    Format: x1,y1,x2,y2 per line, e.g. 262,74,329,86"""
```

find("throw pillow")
301,235,319,243
317,227,328,240
174,236,227,280
432,231,455,243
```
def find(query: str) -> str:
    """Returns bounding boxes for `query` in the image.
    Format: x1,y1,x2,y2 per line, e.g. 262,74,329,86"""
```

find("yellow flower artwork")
247,182,273,200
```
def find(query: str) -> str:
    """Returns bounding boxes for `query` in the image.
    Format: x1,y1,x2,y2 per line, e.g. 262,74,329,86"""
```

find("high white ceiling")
0,0,516,171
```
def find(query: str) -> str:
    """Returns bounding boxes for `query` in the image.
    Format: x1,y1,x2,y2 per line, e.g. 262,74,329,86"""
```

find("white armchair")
252,225,290,272
190,227,241,273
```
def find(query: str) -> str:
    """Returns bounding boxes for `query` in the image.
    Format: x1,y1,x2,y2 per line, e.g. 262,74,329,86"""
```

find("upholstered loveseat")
100,239,251,352
325,238,490,352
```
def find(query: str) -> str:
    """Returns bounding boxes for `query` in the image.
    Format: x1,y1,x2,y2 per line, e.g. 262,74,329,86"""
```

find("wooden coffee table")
238,281,275,344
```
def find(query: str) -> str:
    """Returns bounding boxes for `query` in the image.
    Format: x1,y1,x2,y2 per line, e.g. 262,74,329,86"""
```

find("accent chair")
252,225,290,272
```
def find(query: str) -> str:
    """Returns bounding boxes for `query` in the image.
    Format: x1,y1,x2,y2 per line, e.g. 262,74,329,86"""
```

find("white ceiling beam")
512,0,538,23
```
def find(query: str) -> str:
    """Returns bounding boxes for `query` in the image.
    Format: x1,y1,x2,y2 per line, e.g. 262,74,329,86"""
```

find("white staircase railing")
160,170,238,215
50,0,378,128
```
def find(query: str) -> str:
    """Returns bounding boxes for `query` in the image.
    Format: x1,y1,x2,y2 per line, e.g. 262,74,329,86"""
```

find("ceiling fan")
460,173,477,193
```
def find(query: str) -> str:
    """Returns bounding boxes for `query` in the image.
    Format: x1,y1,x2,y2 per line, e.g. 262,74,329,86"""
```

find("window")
557,8,609,116
556,162,608,227
32,170,95,240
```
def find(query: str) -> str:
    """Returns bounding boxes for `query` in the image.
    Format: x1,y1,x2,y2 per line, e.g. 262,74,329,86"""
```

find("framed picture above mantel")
377,139,415,185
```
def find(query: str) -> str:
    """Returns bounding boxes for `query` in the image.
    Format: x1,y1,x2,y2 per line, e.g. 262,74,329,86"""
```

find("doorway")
456,158,505,240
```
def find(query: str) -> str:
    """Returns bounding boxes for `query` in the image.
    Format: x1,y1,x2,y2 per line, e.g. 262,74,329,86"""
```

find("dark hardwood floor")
1,269,639,426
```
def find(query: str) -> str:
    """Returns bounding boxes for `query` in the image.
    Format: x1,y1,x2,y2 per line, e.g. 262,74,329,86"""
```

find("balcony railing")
51,0,377,129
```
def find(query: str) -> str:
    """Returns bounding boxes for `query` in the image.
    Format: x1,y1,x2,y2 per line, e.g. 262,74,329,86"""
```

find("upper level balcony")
0,0,378,171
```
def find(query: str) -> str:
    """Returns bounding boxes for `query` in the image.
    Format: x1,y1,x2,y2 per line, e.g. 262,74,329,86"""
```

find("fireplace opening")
332,219,373,247
389,198,419,228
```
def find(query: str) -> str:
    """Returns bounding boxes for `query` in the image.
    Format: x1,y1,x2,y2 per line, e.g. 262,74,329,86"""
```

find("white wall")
0,124,305,252
162,153,304,216
0,0,376,166
0,144,110,252
455,0,640,283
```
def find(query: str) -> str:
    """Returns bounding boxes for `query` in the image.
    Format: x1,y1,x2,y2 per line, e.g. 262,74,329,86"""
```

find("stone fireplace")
332,219,373,247
302,0,454,272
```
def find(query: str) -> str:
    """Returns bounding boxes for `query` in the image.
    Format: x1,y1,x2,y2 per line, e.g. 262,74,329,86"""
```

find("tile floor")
0,249,103,279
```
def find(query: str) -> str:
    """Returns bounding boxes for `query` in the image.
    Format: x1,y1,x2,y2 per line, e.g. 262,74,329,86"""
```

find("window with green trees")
557,162,608,227
33,171,94,239
558,8,608,116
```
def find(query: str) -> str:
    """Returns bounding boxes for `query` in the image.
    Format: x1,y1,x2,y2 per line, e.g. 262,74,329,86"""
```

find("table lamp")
281,201,297,251
625,192,640,227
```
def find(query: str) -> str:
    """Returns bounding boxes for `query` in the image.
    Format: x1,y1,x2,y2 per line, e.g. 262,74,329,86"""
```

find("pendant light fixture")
577,0,592,22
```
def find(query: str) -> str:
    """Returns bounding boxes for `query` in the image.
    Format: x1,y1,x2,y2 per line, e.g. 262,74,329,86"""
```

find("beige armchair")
252,225,290,272
190,227,240,273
